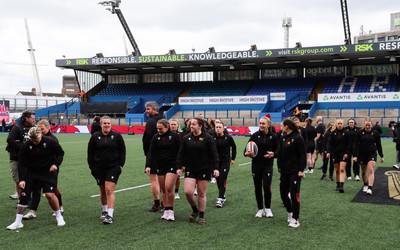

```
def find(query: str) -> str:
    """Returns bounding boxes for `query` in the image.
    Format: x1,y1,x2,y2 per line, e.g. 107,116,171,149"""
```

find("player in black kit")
176,117,219,225
23,119,65,219
245,116,278,218
267,118,306,228
88,116,126,224
146,119,181,221
345,118,360,181
213,122,236,208
6,127,65,230
142,101,164,212
353,117,384,195
326,119,351,193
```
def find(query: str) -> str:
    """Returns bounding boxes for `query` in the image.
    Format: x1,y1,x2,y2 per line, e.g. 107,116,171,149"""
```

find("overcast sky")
0,0,398,95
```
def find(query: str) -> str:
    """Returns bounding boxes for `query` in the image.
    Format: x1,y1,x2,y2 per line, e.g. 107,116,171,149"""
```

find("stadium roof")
56,41,400,75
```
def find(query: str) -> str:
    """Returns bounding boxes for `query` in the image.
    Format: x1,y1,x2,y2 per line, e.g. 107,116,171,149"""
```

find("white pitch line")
90,176,185,197
90,183,150,197
239,162,251,166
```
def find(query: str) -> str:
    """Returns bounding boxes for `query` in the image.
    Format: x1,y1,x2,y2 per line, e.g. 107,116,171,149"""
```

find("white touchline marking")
239,162,251,166
90,176,184,197
90,183,150,197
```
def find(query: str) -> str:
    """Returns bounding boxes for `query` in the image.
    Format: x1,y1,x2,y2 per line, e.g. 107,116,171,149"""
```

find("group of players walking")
4,105,385,230
243,115,384,228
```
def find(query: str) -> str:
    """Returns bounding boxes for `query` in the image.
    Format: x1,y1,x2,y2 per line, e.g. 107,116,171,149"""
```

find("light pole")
282,17,292,49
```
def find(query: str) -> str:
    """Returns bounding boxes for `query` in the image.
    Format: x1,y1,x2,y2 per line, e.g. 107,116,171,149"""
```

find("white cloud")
0,0,397,95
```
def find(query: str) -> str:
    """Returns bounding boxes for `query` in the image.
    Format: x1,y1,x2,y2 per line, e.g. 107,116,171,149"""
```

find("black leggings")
216,162,230,199
322,152,334,177
280,173,302,220
252,166,273,209
345,153,360,177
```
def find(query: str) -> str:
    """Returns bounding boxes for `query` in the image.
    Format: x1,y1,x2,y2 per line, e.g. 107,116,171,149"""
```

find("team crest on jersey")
29,146,32,149
43,143,47,148
157,137,161,140
111,135,114,139
199,137,203,141
98,136,101,140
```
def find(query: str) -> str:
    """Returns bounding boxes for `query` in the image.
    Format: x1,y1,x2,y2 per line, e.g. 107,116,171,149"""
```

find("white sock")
54,210,62,218
108,208,114,217
102,205,108,212
16,214,23,224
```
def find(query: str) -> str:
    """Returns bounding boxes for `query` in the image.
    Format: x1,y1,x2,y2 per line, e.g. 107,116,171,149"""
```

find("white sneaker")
255,209,264,218
288,219,300,228
56,216,66,227
355,175,360,181
23,211,37,220
366,189,372,195
264,208,273,218
287,212,293,223
167,210,175,221
211,177,217,183
193,188,197,196
9,192,18,200
362,185,368,192
393,164,399,170
216,198,223,208
6,221,23,230
174,192,180,200
161,210,169,220
347,176,352,180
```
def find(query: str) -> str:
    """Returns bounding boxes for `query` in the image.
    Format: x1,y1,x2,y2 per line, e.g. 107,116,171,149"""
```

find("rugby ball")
246,141,258,157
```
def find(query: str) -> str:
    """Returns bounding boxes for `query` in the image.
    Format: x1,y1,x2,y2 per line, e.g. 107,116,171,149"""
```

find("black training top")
246,130,278,168
176,131,219,171
327,128,351,156
353,129,383,158
6,122,33,160
213,133,237,163
142,113,163,156
345,126,360,154
275,131,306,174
18,136,64,181
146,130,181,168
87,130,126,171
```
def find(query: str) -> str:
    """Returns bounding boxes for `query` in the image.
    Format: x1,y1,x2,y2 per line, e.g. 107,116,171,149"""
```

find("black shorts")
332,154,347,164
92,166,122,185
359,153,378,165
307,145,315,154
316,141,324,152
157,165,177,175
185,168,213,181
20,172,58,206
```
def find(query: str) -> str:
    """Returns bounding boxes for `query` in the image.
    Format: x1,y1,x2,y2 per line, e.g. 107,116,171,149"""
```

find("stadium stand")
323,75,398,93
186,81,252,96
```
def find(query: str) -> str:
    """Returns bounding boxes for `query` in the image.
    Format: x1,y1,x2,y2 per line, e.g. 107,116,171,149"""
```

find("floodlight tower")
282,17,292,49
99,0,142,56
25,18,42,96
